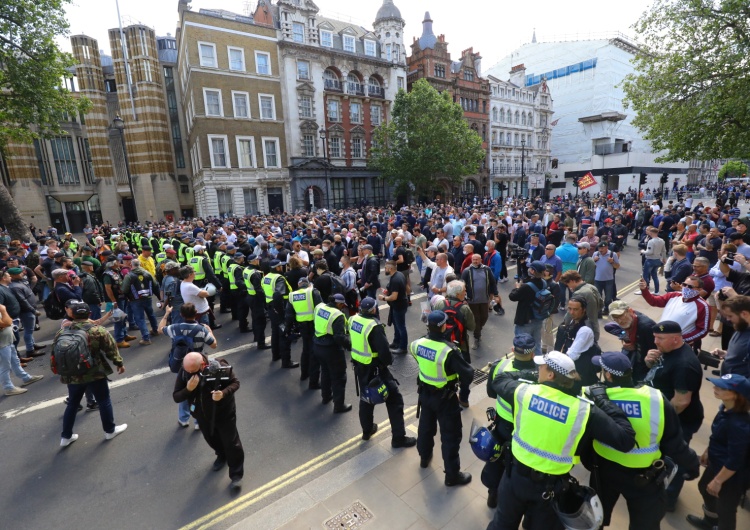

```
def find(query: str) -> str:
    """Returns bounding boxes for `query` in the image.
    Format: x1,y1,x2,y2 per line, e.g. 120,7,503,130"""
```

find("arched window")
367,76,383,97
515,111,520,124
521,113,526,126
492,107,498,122
499,109,505,123
506,108,511,123
323,68,340,90
528,111,534,126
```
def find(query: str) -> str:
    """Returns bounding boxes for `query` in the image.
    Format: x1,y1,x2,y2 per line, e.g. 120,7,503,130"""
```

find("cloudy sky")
61,0,654,69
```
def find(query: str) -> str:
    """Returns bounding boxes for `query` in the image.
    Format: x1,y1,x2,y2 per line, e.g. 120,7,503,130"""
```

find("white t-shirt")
180,281,210,313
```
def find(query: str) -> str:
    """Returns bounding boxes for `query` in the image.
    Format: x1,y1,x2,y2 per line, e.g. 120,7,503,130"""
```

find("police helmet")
552,481,604,530
469,424,502,462
361,376,389,404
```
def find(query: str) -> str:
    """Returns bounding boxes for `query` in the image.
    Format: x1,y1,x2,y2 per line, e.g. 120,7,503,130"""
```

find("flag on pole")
550,118,560,127
578,171,597,190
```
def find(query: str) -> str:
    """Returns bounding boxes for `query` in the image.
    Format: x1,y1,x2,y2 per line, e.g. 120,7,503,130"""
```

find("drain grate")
324,501,373,529
471,368,489,386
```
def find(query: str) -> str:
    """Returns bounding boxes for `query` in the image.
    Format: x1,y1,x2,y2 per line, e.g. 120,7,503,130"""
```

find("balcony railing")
347,82,365,96
368,86,384,98
324,79,342,92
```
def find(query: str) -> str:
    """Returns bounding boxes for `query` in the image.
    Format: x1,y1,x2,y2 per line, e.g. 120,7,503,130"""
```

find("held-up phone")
725,252,736,266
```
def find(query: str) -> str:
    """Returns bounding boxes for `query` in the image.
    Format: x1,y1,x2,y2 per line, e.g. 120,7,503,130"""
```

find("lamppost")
319,127,331,209
111,115,138,222
520,138,526,199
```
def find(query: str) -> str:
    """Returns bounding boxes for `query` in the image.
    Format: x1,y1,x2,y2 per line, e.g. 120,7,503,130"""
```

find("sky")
61,0,655,70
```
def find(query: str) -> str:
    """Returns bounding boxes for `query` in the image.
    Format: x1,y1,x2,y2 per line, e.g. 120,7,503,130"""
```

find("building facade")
0,27,191,232
488,65,554,199
487,35,690,195
176,0,291,217
406,12,490,200
271,0,406,210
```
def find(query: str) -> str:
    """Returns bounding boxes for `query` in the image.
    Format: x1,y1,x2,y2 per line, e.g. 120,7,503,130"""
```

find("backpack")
326,272,348,297
44,291,66,320
404,248,415,266
51,326,97,377
168,332,195,373
442,300,466,344
528,280,556,320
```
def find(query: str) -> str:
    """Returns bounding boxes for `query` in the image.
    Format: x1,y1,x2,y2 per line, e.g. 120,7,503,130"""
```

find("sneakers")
194,423,200,431
150,329,160,336
178,420,190,428
104,424,128,440
60,434,78,447
116,341,131,348
21,374,44,387
139,339,152,346
64,397,83,411
633,290,642,295
230,478,242,490
86,402,99,412
212,457,227,471
4,386,27,396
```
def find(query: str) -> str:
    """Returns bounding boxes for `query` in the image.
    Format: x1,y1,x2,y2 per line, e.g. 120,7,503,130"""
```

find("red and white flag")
578,171,597,190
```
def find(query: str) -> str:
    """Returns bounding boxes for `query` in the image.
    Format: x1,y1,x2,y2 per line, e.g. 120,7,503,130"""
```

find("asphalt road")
0,240,648,530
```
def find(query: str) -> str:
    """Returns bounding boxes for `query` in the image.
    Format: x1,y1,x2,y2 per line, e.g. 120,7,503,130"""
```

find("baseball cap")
608,300,630,317
65,299,90,317
707,374,750,400
427,310,448,327
166,248,177,255
529,261,546,273
576,242,590,250
534,351,576,379
269,259,281,268
652,320,682,334
331,293,346,304
360,297,377,312
592,351,632,376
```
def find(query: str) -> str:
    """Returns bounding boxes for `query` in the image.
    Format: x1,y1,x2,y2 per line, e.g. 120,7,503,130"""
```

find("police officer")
189,244,222,328
226,253,247,323
587,351,700,530
487,351,636,530
219,245,237,313
351,297,417,447
239,258,263,338
284,278,321,375
410,310,474,486
262,259,291,361
313,293,351,413
483,333,537,508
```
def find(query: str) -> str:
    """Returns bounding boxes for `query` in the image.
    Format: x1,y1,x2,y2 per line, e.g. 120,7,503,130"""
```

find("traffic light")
660,173,669,184
573,176,580,188
602,174,609,185
639,172,647,185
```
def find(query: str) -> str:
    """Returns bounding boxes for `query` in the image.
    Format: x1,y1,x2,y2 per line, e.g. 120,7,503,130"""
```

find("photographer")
509,261,550,356
173,351,243,490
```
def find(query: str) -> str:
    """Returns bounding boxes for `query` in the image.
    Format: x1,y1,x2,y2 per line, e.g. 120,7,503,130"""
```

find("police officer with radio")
285,278,321,380
226,253,246,324
350,297,417,447
488,351,636,530
189,244,222,328
261,259,291,360
482,333,538,508
239,258,264,341
313,293,352,413
586,351,700,530
410,310,474,486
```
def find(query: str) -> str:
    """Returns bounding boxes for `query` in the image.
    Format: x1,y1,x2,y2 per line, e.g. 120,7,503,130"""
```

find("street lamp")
520,138,526,199
111,115,138,222
319,127,331,209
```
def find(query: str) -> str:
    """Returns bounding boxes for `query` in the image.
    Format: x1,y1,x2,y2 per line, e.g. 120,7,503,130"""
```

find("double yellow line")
183,278,641,530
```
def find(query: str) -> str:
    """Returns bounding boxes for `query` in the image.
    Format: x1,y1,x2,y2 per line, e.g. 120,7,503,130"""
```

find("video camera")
200,359,232,389
507,242,528,261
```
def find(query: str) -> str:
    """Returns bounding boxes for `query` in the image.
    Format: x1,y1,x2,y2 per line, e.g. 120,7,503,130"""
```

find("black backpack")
51,326,97,377
326,272,348,297
404,248,415,265
528,280,556,320
168,333,195,373
44,291,66,320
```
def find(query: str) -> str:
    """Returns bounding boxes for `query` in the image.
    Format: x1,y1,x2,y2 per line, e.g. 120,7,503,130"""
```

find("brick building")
406,12,490,200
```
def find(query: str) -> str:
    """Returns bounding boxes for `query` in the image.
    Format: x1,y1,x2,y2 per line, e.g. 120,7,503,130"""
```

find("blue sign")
528,395,570,423
416,345,437,361
292,293,306,302
612,400,642,418
351,321,364,333
318,309,331,319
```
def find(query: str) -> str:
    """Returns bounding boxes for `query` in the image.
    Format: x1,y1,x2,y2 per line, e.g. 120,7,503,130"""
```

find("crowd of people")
0,183,749,528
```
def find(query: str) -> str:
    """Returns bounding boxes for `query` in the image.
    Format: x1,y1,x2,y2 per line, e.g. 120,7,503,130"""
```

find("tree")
622,0,750,162
370,79,485,199
717,160,749,181
0,0,89,240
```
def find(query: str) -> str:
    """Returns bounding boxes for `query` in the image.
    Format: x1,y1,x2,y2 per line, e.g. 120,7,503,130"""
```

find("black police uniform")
268,278,289,361
284,287,323,383
228,259,246,323
312,302,351,411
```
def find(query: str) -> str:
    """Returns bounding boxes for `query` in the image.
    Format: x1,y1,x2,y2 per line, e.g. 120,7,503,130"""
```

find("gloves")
683,450,700,481
515,369,538,381
585,384,610,409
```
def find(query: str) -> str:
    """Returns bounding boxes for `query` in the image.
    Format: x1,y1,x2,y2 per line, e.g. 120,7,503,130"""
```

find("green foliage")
718,160,749,180
622,0,750,162
0,0,91,150
370,79,485,196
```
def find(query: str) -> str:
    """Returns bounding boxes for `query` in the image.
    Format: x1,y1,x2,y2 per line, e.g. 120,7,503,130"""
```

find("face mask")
682,286,699,299
484,245,489,251
322,246,329,252
339,262,344,269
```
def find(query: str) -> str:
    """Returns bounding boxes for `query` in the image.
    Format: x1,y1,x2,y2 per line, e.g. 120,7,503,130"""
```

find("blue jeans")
19,311,36,352
113,299,127,342
88,304,102,320
0,344,32,391
515,320,544,356
595,279,615,313
62,378,115,438
391,306,408,350
642,258,662,293
178,400,192,424
130,297,158,340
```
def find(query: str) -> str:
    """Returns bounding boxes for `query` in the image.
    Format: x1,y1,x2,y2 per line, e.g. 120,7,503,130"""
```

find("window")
236,136,256,168
331,178,345,208
499,109,505,123
329,137,341,158
262,137,280,168
208,135,229,168
302,134,315,157
50,137,79,185
434,64,445,78
368,77,383,97
386,44,391,61
350,102,362,123
529,111,534,125
180,184,190,194
397,77,404,90
343,35,355,53
293,22,305,43
515,111,520,124
347,73,363,94
320,30,333,47
393,45,400,62
352,137,363,158
232,91,250,118
514,133,519,146
198,42,217,68
228,47,245,71
492,108,498,122
324,69,341,91
255,51,271,75
364,40,376,57
300,95,313,118
464,69,474,81
259,94,276,120
243,188,259,215
327,100,340,121
216,189,233,216
371,105,382,126
142,60,153,82
372,177,385,205
521,113,526,126
203,88,223,117
506,132,511,144
297,60,310,80
351,178,365,202
139,28,149,56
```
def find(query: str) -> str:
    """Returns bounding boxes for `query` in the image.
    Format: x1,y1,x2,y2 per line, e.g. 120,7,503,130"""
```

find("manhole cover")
390,352,419,378
324,501,373,529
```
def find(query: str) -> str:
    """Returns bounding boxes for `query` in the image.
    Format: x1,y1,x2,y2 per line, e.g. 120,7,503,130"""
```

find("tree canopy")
718,160,749,180
0,0,89,149
370,79,485,197
622,0,750,162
